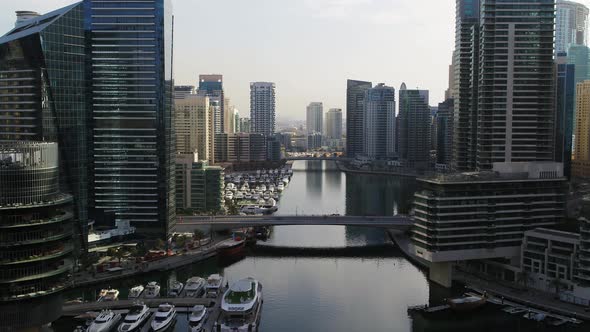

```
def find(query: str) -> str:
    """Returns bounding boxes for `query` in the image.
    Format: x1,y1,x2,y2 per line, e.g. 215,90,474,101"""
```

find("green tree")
106,247,117,257
517,270,533,289
549,277,566,297
155,239,165,250
113,248,125,263
193,229,205,248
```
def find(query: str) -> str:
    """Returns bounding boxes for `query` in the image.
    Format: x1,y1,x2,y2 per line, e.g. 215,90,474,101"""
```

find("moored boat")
128,285,144,299
168,281,184,297
447,294,486,312
143,282,160,299
150,303,177,331
216,236,246,259
118,303,151,332
205,274,224,298
188,305,208,332
215,277,263,332
87,310,121,332
185,277,206,298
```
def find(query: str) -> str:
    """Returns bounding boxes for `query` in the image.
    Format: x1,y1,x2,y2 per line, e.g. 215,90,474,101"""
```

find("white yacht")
97,288,119,302
244,193,252,200
128,285,144,299
240,205,260,215
118,303,151,332
277,183,284,192
185,277,206,297
260,184,266,192
188,305,208,332
150,303,177,332
225,192,234,200
216,278,263,332
168,281,184,297
87,310,121,332
205,274,224,298
143,282,160,299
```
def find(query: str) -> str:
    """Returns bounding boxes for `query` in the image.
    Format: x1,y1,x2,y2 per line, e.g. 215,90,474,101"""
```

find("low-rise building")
176,154,224,213
411,162,567,287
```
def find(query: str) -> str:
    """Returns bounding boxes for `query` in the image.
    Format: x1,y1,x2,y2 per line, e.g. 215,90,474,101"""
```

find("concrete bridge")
174,215,413,233
250,243,402,258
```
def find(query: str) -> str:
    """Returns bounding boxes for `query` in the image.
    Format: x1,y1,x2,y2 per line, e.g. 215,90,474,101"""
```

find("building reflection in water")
305,161,323,198
345,173,417,246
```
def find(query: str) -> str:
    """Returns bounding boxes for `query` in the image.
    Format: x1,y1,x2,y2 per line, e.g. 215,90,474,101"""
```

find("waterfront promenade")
71,241,220,289
389,231,590,321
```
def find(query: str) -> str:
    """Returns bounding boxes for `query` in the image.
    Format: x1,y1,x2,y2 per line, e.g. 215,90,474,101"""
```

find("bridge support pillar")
429,262,453,288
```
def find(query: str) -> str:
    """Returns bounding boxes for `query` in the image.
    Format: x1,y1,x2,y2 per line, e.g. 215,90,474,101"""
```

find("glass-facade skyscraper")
556,55,575,179
0,4,84,329
250,82,276,136
398,83,431,170
84,0,176,238
363,84,396,160
0,3,88,246
346,79,372,158
452,0,480,171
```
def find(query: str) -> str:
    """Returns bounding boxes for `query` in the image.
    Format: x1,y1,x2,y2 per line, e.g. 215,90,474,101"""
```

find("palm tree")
549,277,566,297
113,248,125,263
517,270,533,289
193,229,205,248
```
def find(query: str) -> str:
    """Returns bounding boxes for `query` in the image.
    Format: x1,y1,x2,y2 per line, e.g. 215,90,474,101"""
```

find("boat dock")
62,298,215,316
407,304,450,313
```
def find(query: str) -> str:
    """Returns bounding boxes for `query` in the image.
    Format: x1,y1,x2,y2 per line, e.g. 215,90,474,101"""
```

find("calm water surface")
54,161,577,332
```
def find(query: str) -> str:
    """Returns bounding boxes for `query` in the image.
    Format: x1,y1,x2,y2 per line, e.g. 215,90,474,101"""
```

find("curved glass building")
0,142,74,330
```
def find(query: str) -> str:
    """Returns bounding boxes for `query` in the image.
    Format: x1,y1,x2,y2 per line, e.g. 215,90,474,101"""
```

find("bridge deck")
174,215,412,232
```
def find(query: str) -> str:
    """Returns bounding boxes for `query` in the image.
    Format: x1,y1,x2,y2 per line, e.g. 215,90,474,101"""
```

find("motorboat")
277,183,284,192
225,192,234,200
185,277,206,297
188,305,209,332
235,192,244,199
523,311,546,322
150,303,177,331
260,185,266,192
447,294,486,312
97,288,119,302
168,281,184,297
128,285,144,299
205,274,224,298
216,277,263,332
216,236,246,259
118,303,151,332
143,282,160,299
240,205,260,215
87,310,121,332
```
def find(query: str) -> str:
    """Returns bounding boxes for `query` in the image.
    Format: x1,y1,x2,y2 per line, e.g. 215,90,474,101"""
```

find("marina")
223,166,293,215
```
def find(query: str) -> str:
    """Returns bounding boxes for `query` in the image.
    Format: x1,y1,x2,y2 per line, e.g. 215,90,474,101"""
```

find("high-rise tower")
346,79,372,158
250,82,276,136
452,0,480,171
556,0,589,54
363,84,396,160
85,0,175,238
477,0,555,169
306,102,324,134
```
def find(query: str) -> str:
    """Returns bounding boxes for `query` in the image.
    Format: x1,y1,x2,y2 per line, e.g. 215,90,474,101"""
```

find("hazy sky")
1,0,461,120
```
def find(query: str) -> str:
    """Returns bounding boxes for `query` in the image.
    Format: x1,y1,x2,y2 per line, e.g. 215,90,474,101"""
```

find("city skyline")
0,0,458,120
